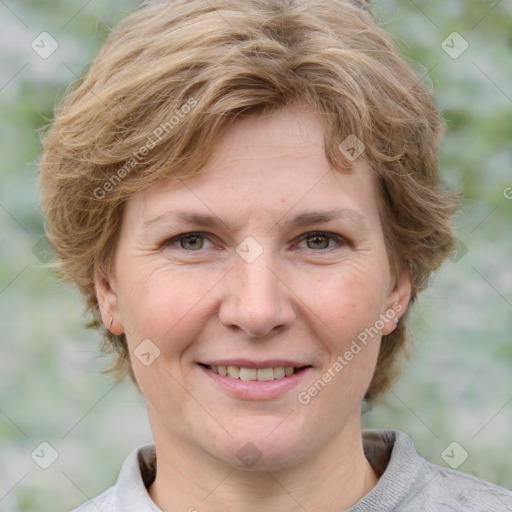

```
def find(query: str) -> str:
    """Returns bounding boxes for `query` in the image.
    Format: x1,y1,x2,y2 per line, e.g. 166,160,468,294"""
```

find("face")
96,107,410,472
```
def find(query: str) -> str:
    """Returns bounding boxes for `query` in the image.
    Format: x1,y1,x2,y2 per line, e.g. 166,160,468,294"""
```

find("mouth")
197,359,313,399
199,363,311,381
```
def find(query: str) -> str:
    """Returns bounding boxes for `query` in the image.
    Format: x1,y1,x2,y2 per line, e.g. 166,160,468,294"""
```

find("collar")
112,429,416,511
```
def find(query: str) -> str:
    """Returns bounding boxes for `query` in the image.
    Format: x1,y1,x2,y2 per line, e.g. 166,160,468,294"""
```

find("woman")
39,0,512,510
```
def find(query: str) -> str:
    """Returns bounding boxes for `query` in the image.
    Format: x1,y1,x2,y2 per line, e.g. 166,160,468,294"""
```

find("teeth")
257,368,274,381
227,366,240,378
208,365,299,380
239,367,257,381
273,366,285,379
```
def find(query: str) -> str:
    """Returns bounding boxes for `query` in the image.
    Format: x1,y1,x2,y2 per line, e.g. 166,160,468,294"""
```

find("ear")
381,268,412,336
94,265,124,335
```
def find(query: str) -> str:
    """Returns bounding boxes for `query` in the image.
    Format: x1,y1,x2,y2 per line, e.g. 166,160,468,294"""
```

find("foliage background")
0,0,511,510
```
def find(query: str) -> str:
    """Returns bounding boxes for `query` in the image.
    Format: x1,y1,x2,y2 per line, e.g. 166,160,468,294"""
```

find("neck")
148,418,378,512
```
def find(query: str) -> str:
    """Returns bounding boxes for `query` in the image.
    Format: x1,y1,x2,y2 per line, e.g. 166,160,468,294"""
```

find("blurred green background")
0,0,511,510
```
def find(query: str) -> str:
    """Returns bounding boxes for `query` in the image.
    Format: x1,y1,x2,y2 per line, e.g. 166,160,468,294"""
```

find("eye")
165,232,212,251
296,231,346,250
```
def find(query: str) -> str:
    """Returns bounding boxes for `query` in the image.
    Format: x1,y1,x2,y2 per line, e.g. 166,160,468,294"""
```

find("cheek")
117,264,221,355
296,267,386,414
120,267,218,421
300,260,389,343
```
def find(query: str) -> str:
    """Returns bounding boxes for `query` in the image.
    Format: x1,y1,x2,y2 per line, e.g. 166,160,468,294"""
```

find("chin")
208,427,311,473
216,445,304,473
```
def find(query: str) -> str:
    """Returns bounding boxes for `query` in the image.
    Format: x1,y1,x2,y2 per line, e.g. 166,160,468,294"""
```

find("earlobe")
94,268,124,335
382,270,412,335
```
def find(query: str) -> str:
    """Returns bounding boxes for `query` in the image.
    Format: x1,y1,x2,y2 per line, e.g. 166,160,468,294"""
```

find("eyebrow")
282,208,369,230
142,207,370,232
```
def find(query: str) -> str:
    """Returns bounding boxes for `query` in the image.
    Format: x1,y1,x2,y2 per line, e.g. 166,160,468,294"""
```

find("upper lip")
200,359,311,369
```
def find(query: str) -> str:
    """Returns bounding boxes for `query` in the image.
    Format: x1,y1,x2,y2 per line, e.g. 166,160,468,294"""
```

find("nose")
219,250,296,338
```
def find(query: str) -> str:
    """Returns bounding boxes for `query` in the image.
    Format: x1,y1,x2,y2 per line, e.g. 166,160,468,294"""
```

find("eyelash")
163,231,347,252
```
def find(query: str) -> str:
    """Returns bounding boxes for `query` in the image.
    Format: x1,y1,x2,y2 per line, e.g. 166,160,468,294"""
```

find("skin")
96,107,411,512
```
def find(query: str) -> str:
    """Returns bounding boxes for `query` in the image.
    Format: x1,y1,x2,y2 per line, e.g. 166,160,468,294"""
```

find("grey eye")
179,234,205,250
305,234,331,250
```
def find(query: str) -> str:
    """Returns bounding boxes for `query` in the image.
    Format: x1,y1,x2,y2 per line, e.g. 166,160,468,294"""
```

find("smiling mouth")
199,364,310,381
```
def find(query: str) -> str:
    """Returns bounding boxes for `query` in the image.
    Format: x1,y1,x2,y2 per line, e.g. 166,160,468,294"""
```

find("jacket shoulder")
417,463,512,511
69,487,115,512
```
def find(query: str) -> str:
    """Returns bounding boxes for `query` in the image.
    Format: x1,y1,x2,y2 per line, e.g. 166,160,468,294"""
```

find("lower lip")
198,365,311,400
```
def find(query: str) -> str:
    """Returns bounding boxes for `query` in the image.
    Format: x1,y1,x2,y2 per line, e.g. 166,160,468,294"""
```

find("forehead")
124,108,380,230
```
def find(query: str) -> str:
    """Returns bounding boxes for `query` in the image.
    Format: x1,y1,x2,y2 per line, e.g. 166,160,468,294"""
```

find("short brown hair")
39,0,458,402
